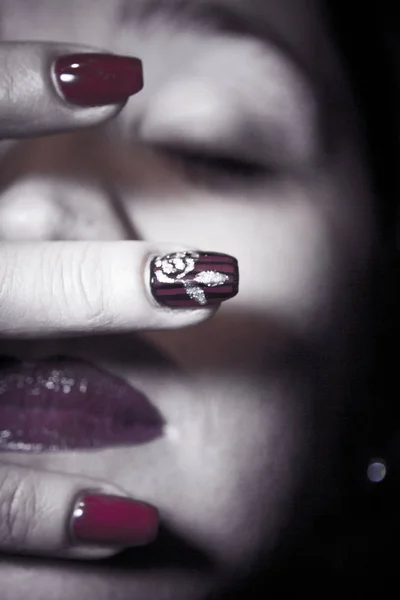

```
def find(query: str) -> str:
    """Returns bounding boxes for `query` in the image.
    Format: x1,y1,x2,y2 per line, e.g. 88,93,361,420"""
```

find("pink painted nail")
54,54,143,107
71,493,159,547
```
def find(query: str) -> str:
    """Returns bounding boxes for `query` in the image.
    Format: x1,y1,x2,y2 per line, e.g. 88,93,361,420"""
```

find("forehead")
120,0,343,89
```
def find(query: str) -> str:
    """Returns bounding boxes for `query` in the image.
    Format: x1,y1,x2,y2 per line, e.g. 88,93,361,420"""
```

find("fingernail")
54,53,143,107
71,493,159,547
150,251,239,308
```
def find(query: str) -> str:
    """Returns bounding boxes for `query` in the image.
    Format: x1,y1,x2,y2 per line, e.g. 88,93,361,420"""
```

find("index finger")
0,42,143,138
0,242,239,337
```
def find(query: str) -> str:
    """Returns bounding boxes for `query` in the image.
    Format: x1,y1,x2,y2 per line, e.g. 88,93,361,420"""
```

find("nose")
0,179,63,240
0,174,136,241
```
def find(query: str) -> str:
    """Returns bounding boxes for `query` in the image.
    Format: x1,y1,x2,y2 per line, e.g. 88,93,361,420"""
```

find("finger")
0,242,239,337
0,42,143,138
0,461,158,559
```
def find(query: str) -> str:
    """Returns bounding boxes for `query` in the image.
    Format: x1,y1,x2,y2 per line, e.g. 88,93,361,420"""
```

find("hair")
325,1,399,239
218,3,399,595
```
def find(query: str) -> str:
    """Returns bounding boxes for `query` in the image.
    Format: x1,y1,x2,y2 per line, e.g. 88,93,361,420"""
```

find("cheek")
126,180,346,336
115,374,311,569
162,379,308,567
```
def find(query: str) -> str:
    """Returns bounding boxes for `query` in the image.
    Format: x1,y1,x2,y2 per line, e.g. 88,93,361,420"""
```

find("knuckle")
0,467,36,549
0,55,15,105
72,245,107,327
0,250,18,329
0,262,10,310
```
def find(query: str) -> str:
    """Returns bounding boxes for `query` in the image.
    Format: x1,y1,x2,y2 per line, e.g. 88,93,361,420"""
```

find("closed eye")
155,146,272,186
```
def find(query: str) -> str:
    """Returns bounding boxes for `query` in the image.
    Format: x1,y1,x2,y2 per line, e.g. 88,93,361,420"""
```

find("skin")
0,0,375,598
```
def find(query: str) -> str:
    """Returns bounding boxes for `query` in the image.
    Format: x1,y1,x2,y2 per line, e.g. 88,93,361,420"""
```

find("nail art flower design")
151,251,239,308
154,252,197,283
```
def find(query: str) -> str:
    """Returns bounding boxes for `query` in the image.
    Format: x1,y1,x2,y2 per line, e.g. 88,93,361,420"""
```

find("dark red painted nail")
54,54,143,107
71,493,158,547
150,251,239,308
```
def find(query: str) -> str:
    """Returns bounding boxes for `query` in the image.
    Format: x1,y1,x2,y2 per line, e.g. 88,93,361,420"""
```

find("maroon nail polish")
150,251,239,308
71,493,158,547
54,54,143,107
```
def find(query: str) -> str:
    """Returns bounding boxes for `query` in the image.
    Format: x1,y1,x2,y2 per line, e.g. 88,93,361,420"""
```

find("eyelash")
159,147,269,184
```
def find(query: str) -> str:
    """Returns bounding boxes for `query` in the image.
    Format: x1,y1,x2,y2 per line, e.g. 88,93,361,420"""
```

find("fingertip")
51,53,143,109
0,43,144,138
148,250,239,310
68,491,159,554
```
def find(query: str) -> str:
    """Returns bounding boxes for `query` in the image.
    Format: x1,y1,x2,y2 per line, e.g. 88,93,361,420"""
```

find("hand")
0,40,157,561
0,40,239,561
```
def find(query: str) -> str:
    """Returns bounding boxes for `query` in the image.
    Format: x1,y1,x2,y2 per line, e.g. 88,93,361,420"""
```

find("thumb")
0,461,158,559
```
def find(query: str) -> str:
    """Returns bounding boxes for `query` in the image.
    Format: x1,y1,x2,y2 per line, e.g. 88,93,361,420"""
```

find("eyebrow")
119,0,331,103
121,0,295,53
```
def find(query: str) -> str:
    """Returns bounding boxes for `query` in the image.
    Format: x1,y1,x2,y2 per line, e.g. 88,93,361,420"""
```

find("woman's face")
0,0,374,598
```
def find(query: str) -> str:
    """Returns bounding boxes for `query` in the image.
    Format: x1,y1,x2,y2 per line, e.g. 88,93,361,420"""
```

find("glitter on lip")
0,356,164,452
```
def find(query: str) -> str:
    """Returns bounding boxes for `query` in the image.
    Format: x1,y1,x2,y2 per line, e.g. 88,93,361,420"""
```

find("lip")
0,355,164,452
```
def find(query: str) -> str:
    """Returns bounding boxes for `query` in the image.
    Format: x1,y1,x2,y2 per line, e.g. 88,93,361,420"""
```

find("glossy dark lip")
0,355,165,452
